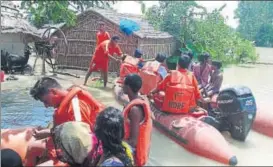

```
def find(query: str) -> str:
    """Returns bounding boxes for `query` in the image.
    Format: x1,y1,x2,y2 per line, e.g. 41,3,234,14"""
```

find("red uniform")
96,31,110,46
47,86,105,160
90,40,122,72
154,68,202,114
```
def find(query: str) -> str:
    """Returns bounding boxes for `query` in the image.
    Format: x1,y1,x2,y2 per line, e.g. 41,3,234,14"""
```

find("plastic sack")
119,19,140,36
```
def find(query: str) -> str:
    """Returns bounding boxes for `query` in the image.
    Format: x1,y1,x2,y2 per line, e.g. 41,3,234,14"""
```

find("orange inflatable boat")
113,82,238,165
249,106,273,138
138,68,258,141
1,127,67,166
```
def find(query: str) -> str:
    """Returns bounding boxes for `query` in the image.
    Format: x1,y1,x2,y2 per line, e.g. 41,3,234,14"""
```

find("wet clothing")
193,63,212,87
96,31,110,46
89,40,122,72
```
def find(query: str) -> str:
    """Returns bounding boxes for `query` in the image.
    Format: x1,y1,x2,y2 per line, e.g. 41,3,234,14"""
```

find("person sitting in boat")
1,149,23,167
122,74,153,166
49,108,134,166
138,53,169,95
142,53,168,78
49,121,103,166
118,49,143,84
133,48,145,69
118,49,155,84
95,106,134,166
121,49,154,69
84,36,123,88
24,77,104,166
193,52,212,88
187,51,195,71
149,54,210,115
203,60,223,97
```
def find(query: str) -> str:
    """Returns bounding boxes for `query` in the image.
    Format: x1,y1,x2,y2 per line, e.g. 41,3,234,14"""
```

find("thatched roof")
59,8,173,39
89,8,173,39
1,4,41,40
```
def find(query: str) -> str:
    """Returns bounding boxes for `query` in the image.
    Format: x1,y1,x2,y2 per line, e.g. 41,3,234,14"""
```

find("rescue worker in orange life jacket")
25,77,104,166
149,54,210,114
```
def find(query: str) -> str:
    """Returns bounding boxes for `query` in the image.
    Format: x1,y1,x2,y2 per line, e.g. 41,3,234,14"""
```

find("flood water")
1,47,273,165
1,89,54,128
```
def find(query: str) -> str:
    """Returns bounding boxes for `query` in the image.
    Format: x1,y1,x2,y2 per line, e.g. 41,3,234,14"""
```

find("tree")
235,1,273,47
20,0,116,28
255,24,273,47
144,1,257,64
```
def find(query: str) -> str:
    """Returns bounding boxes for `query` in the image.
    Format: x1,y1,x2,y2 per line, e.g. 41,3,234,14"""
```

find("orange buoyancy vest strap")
123,98,151,126
57,86,105,124
57,86,82,121
123,98,152,166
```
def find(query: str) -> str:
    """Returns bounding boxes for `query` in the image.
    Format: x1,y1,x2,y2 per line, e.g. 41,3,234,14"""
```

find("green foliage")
20,0,116,28
235,1,273,47
255,24,273,47
144,1,258,65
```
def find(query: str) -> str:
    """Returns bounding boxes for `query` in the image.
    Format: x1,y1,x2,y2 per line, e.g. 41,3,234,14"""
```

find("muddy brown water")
1,47,273,165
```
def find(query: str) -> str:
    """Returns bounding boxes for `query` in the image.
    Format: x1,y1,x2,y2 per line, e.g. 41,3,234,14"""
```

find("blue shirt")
158,66,168,79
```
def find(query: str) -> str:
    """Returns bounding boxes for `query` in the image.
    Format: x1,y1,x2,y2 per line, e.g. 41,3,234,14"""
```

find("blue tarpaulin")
119,19,140,36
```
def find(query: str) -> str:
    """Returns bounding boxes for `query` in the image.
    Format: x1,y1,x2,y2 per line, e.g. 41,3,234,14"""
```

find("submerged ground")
1,47,273,166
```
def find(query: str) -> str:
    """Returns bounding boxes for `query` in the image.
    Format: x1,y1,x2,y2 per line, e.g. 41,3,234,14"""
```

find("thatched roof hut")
54,8,177,72
1,3,41,55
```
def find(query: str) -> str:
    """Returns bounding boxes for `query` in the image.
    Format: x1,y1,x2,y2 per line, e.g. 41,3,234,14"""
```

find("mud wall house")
53,8,176,72
1,4,41,56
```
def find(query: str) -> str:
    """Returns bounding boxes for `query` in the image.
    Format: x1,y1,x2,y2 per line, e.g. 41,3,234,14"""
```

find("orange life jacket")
162,70,195,114
54,86,105,131
139,61,163,95
117,56,140,84
123,98,152,166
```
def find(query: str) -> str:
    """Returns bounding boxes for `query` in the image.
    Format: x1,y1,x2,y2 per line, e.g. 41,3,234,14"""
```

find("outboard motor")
216,85,257,141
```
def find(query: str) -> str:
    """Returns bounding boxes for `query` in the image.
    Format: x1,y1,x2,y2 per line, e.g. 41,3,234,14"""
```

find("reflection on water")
1,89,54,128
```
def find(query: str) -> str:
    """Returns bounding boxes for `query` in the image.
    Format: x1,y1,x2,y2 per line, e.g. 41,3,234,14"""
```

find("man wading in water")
83,36,123,88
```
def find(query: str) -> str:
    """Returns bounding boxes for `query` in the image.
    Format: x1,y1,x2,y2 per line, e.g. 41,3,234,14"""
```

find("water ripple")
1,89,53,128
